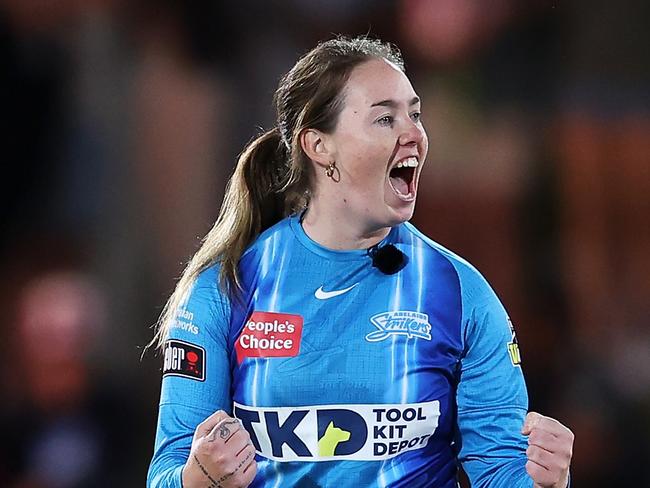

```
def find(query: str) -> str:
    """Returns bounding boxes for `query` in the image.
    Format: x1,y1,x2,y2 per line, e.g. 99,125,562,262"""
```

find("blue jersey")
148,215,533,487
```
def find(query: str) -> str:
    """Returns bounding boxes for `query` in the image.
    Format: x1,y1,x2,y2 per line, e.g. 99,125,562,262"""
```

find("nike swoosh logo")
314,283,358,300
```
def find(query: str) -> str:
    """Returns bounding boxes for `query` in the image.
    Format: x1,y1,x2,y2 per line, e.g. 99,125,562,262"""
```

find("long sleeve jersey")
147,214,533,487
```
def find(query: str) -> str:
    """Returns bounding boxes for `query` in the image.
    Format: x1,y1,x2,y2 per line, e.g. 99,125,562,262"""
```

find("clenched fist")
522,412,574,488
182,410,257,488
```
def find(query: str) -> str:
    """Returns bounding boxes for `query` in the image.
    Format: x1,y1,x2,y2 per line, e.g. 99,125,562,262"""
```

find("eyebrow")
370,96,420,108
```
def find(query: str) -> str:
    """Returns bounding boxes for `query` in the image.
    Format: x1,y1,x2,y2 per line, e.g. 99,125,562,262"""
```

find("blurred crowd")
1,1,648,486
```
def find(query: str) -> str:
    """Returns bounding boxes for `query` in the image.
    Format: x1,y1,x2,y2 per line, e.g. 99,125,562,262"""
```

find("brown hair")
151,36,404,349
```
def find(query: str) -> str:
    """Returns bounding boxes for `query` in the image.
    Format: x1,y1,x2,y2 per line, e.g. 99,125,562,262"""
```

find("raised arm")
454,262,572,487
147,267,253,487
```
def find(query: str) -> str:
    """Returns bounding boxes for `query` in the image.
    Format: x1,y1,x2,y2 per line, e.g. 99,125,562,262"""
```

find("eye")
410,111,422,122
377,115,394,127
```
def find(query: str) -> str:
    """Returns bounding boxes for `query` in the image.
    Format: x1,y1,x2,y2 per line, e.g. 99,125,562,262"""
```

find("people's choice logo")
365,311,432,342
233,400,440,462
314,283,358,300
235,311,303,364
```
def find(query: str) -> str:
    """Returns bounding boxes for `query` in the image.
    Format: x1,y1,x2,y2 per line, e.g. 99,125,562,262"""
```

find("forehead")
342,58,417,107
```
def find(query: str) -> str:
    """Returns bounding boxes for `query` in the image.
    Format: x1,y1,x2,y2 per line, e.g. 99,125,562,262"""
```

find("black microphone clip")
367,244,408,275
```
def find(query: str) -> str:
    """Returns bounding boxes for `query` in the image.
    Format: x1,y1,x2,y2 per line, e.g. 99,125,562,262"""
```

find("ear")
299,128,333,168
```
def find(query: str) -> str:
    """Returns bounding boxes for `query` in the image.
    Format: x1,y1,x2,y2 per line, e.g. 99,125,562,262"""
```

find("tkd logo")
233,400,439,462
235,407,367,458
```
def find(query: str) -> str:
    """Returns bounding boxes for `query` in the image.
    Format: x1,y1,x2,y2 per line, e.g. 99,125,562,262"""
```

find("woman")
147,36,573,488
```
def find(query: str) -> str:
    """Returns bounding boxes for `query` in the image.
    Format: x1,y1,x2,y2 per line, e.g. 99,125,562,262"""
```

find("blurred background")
0,0,648,486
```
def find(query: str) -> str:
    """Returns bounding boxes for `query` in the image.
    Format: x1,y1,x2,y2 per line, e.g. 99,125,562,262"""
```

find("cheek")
356,153,389,186
338,141,381,177
333,128,393,184
420,128,429,158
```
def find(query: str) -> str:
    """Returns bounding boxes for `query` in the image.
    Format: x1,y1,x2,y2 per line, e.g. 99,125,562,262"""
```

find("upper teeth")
395,157,418,169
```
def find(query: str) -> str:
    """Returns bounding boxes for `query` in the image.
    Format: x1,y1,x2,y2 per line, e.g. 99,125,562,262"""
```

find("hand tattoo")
192,454,221,488
207,419,240,443
192,448,255,488
216,449,255,484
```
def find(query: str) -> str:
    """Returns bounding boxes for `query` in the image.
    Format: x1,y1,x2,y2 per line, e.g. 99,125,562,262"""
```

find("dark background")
1,1,648,486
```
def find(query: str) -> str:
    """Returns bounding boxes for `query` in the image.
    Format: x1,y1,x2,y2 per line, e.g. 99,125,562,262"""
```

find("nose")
398,119,425,146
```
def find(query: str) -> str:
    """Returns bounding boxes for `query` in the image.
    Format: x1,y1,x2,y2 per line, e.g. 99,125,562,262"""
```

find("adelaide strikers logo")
365,311,432,342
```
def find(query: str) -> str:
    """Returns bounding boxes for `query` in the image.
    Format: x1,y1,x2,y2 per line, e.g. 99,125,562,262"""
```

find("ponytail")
149,36,401,352
149,128,308,351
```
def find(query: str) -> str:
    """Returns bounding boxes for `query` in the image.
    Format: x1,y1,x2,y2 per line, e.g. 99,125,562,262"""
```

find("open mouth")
388,156,418,199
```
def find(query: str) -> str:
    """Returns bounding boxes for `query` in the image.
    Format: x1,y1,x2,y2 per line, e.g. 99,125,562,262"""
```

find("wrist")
181,460,201,488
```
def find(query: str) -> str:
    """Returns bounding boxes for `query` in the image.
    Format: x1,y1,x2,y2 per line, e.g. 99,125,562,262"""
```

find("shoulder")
166,263,231,346
401,222,495,305
241,215,294,262
193,262,220,290
189,263,223,302
184,264,230,320
401,222,484,283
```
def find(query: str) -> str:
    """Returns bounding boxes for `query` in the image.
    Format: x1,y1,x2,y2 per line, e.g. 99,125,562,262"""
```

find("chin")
385,202,416,226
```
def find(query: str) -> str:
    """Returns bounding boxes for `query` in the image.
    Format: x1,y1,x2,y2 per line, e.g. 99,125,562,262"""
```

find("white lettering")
164,346,185,371
234,400,440,462
239,334,293,350
170,319,199,334
245,319,297,335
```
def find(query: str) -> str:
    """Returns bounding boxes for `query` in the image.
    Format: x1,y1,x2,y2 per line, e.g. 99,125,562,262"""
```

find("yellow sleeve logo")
507,318,522,366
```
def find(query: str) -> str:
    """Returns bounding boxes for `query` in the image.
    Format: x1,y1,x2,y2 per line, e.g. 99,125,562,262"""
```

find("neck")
301,200,390,251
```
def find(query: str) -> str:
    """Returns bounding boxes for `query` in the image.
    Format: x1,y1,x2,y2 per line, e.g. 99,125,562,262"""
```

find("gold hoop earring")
325,161,340,182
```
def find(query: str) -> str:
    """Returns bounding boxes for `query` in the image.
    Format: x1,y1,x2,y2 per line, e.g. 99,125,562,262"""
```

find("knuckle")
549,454,569,473
213,451,229,466
567,428,576,441
525,460,539,478
557,458,570,471
193,426,205,441
526,445,537,459
564,443,574,457
194,438,210,455
202,440,220,457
